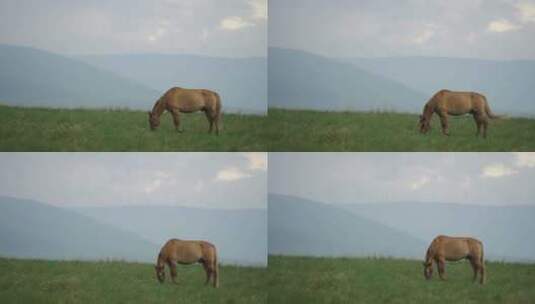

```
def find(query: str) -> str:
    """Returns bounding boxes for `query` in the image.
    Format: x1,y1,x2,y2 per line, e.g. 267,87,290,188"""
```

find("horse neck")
156,252,166,267
424,248,434,264
423,103,434,120
151,99,165,117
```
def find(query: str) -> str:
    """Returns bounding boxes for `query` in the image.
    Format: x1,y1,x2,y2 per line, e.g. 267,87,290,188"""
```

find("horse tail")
482,95,501,119
212,244,219,288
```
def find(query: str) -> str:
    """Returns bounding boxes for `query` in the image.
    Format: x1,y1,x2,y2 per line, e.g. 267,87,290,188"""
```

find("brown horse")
148,87,222,135
419,89,500,138
423,235,485,284
154,239,219,288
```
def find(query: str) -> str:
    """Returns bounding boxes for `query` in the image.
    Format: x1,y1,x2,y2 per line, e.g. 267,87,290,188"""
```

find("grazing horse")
148,87,222,135
154,239,219,288
423,235,485,284
419,89,500,138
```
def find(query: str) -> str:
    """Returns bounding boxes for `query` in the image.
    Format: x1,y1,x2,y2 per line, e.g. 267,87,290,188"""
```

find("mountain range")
269,47,535,116
269,194,535,262
268,194,425,259
71,205,267,266
0,44,266,114
0,196,267,266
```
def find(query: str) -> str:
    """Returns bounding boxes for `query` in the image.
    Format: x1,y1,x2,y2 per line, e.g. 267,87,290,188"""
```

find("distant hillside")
341,202,535,262
268,194,425,258
0,196,157,262
268,48,426,112
71,206,267,266
0,44,159,109
77,54,267,114
344,57,535,116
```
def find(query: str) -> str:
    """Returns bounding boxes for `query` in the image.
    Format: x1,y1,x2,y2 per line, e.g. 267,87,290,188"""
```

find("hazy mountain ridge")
70,205,267,266
77,53,267,114
343,56,535,116
0,44,159,109
268,48,427,112
340,202,535,262
0,196,157,262
268,194,425,259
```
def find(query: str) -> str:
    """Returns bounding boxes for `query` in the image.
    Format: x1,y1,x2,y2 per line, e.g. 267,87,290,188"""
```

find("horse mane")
151,98,166,117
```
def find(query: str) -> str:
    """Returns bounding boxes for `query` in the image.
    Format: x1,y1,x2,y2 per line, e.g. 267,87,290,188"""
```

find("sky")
0,153,267,209
0,0,267,57
269,153,535,206
269,0,535,59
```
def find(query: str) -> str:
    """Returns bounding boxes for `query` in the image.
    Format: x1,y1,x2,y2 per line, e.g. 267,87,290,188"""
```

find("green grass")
0,258,266,304
268,255,535,304
267,108,535,151
0,105,267,151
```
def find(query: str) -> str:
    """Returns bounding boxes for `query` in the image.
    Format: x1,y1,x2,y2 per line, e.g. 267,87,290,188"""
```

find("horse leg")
482,118,488,139
438,112,449,136
473,114,482,137
171,110,183,133
469,257,478,283
204,111,214,134
168,261,178,284
477,259,486,284
437,258,447,280
212,110,221,136
201,260,212,285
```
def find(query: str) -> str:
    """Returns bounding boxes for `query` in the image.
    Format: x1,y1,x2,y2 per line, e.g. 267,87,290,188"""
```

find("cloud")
481,163,518,178
215,167,252,182
412,28,435,44
514,152,535,168
147,27,168,42
409,176,430,190
516,2,535,23
487,19,521,32
144,179,162,193
244,153,267,171
249,0,267,20
220,16,254,31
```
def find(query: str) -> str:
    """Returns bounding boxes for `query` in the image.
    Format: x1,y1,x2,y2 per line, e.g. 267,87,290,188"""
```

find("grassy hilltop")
267,108,535,151
0,105,268,151
0,258,266,304
268,256,535,304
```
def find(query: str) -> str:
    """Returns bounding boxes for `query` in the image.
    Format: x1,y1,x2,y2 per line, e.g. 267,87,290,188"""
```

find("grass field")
0,258,266,304
267,108,535,151
268,255,535,304
0,105,267,151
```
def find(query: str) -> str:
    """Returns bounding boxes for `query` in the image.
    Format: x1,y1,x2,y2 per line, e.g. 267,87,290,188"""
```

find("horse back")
163,87,219,113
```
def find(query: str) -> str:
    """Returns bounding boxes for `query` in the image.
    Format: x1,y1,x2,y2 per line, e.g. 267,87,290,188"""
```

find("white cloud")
514,152,535,168
147,27,167,42
516,2,535,23
249,0,267,20
409,176,430,190
412,28,435,44
144,179,162,193
215,167,252,182
220,16,254,31
487,19,521,32
244,153,267,171
481,163,518,178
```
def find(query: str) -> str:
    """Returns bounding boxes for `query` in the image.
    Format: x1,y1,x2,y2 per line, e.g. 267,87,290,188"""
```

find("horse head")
148,111,160,130
418,115,431,134
423,261,433,280
154,264,165,283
